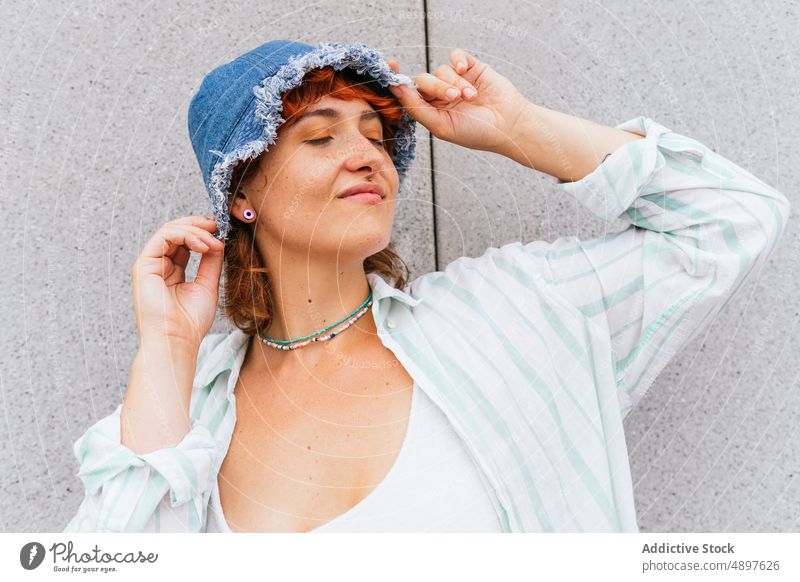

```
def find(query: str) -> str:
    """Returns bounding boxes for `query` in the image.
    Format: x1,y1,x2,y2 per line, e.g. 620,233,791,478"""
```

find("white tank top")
206,382,503,532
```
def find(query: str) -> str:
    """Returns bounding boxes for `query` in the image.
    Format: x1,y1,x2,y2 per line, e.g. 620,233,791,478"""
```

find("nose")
341,132,384,177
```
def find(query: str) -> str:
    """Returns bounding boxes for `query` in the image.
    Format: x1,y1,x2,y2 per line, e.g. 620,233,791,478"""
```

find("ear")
229,190,250,221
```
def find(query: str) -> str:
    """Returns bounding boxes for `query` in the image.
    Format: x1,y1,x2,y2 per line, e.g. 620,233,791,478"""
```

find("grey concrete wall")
2,0,797,532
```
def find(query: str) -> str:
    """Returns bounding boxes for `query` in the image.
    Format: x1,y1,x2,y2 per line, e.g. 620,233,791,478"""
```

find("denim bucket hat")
187,39,418,242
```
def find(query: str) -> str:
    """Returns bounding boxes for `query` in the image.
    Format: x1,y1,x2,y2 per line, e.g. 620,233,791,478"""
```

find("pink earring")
243,209,255,221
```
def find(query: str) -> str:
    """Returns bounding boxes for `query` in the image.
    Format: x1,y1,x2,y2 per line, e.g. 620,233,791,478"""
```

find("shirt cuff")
558,117,681,222
73,404,219,507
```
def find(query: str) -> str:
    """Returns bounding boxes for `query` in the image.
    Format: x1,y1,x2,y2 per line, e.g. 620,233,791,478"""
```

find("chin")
340,228,392,257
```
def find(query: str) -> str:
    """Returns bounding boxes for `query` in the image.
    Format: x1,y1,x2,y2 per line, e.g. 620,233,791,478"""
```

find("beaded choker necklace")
257,289,374,351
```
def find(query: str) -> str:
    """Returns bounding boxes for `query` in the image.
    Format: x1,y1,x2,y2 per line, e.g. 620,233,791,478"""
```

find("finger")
387,59,399,73
163,245,190,286
139,228,220,285
160,216,220,254
182,224,223,250
173,244,191,267
165,225,221,255
171,220,221,241
142,224,220,260
194,239,224,296
449,48,479,75
414,72,462,102
433,64,477,100
170,218,225,248
386,82,443,129
170,215,219,231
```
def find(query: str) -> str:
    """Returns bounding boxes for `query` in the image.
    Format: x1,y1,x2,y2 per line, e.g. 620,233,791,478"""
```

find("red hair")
279,65,405,156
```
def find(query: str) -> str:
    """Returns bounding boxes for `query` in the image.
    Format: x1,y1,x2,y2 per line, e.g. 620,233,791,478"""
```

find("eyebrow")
294,107,382,126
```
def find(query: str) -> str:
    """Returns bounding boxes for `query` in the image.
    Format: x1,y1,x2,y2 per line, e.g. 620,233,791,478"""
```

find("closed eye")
305,136,385,147
305,136,332,145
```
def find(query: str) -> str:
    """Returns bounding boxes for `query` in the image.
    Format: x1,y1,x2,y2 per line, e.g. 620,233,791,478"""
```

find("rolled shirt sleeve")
530,116,790,418
63,403,220,532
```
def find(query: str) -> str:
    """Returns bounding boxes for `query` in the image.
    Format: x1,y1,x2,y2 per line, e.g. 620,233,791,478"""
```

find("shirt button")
386,319,397,329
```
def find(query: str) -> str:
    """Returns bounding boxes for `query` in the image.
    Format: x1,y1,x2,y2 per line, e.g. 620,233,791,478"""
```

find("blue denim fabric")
187,39,418,241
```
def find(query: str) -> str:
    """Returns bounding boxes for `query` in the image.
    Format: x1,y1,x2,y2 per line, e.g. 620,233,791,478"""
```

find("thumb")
194,246,223,296
388,83,441,132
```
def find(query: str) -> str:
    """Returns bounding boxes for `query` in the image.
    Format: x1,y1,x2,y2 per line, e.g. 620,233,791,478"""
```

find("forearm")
120,335,199,455
498,101,643,182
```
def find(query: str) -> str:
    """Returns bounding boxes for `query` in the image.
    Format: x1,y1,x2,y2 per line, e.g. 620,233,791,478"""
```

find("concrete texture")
1,0,797,532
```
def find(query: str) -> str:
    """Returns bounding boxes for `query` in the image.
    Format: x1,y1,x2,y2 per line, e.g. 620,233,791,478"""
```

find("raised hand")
131,215,224,349
387,49,529,154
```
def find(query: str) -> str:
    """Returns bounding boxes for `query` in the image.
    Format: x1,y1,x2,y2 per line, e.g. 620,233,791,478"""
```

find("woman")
64,40,790,533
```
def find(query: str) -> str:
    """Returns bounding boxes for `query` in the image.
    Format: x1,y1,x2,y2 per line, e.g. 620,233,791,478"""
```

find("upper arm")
529,120,790,418
529,226,725,418
416,118,790,421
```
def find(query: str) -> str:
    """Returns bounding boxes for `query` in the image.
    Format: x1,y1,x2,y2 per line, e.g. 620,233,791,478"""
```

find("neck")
258,246,377,357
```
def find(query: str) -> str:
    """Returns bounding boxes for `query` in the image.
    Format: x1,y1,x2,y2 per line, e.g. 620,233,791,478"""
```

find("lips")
336,182,385,200
339,192,383,204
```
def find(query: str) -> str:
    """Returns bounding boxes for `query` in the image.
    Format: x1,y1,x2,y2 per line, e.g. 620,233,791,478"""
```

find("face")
231,95,399,261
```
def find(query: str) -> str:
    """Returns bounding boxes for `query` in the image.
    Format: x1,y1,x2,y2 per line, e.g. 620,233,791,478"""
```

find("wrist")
496,99,547,168
495,102,644,181
138,332,200,360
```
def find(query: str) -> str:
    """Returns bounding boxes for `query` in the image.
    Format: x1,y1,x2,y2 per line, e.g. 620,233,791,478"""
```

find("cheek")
280,150,340,194
268,152,336,197
385,161,400,189
259,168,338,227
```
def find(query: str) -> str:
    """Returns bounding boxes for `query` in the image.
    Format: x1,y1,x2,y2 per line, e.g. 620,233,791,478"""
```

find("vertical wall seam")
422,0,440,271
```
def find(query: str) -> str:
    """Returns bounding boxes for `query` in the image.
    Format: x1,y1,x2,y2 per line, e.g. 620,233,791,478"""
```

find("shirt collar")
192,328,250,399
366,271,422,307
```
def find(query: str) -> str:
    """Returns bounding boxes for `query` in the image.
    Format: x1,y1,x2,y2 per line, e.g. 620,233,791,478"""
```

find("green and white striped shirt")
64,117,790,532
